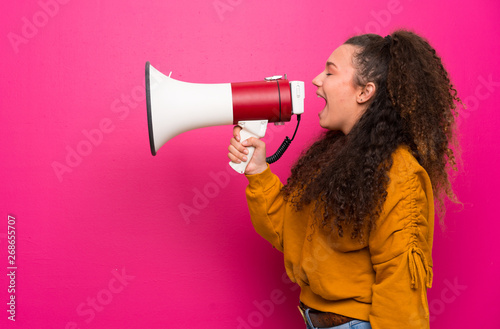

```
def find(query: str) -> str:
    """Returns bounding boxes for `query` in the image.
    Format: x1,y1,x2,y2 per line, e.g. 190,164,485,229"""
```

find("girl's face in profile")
312,44,366,134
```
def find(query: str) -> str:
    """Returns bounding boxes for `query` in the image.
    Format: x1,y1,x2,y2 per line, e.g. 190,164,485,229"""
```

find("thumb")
242,137,264,148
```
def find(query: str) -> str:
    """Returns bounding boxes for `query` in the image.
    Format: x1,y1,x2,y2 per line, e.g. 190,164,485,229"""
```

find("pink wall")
1,0,499,328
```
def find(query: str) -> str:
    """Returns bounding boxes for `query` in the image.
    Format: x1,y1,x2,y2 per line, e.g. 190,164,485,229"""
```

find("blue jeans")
302,308,372,329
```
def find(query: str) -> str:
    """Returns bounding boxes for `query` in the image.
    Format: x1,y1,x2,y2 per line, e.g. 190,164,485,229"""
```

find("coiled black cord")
266,114,301,164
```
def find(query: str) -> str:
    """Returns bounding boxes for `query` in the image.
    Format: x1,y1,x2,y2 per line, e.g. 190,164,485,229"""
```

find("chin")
318,118,333,129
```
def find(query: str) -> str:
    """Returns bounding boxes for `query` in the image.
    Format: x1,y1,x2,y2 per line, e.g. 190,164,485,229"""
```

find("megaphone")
145,61,305,174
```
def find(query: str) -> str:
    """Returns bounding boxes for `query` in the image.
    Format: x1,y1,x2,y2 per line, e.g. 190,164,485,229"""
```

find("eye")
326,73,332,76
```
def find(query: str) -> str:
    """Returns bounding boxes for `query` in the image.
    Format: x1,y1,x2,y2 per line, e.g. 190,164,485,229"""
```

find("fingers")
242,136,265,150
228,136,263,163
228,142,248,163
228,126,268,175
241,137,268,175
228,132,249,164
233,125,242,142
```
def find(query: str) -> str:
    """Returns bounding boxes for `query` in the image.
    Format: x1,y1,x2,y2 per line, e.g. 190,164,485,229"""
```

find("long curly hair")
281,30,461,241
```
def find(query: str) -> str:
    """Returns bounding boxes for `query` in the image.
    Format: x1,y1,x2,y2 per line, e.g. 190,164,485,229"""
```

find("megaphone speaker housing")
145,61,303,167
146,62,243,156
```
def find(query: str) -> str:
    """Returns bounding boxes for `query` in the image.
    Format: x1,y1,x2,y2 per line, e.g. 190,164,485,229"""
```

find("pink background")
1,0,499,328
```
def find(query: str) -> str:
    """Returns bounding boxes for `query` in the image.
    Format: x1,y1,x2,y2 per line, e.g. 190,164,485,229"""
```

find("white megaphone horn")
145,61,305,174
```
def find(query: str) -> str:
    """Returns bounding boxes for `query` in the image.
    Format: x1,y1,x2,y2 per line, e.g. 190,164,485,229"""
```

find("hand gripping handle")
229,120,268,174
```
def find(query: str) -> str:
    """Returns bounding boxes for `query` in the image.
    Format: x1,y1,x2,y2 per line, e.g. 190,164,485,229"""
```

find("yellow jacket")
245,146,434,329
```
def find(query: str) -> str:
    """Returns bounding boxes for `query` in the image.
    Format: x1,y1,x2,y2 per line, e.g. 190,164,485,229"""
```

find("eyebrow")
326,61,337,68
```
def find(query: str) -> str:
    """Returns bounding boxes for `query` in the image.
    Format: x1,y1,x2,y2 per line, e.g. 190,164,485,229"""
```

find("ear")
357,82,376,104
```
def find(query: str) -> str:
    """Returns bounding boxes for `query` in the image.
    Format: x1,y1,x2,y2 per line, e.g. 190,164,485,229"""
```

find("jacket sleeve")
368,155,435,329
245,165,286,252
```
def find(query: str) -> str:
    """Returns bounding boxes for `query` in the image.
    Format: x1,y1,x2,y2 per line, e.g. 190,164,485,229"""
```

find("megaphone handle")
229,120,268,174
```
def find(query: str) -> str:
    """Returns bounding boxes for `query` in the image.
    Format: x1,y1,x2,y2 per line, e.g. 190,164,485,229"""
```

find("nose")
312,72,322,87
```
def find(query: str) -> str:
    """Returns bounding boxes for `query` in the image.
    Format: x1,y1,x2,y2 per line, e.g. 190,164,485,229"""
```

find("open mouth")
316,93,327,118
317,92,327,108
